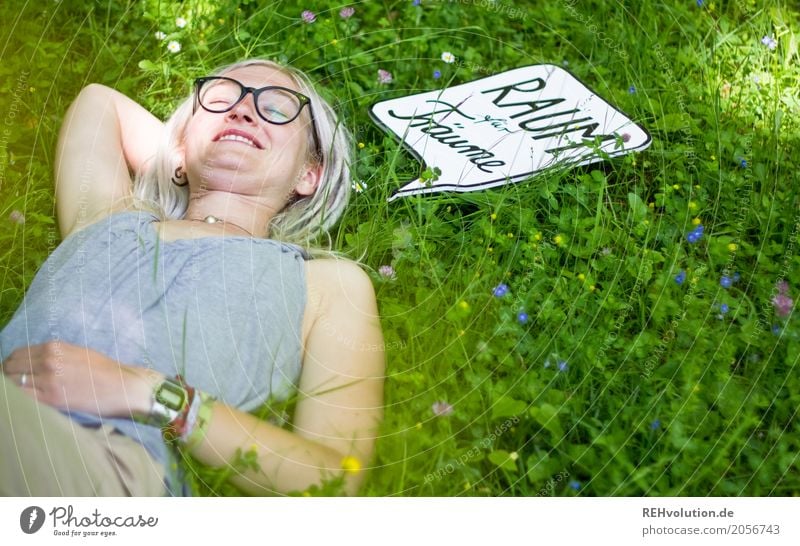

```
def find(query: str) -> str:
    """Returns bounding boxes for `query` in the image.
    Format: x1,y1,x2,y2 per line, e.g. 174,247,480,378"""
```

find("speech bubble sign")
368,64,651,201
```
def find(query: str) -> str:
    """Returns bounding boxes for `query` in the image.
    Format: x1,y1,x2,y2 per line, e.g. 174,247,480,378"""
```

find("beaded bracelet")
181,391,215,450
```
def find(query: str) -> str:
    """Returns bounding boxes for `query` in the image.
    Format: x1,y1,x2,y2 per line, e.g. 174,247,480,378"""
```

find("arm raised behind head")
55,84,163,238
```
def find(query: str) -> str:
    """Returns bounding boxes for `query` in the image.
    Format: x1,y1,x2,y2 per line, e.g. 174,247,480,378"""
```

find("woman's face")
181,65,320,207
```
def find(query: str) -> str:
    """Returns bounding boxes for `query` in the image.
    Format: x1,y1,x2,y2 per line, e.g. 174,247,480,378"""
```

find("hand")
1,340,160,419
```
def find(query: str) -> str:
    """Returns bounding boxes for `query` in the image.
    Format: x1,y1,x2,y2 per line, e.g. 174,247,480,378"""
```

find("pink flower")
773,294,793,318
9,209,25,224
339,6,355,18
378,265,396,280
773,281,793,317
301,10,316,23
377,69,393,84
432,401,454,417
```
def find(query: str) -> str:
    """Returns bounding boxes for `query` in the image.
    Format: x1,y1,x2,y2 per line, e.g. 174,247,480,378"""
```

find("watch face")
156,380,188,410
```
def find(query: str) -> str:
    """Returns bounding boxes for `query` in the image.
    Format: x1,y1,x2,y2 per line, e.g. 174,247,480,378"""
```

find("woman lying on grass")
0,58,384,496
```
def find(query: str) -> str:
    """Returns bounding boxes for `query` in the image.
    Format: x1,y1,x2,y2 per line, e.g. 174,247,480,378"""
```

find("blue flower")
557,360,568,372
493,283,509,297
696,0,704,6
739,159,747,168
720,276,732,288
412,0,421,5
569,480,581,491
433,69,441,79
772,324,782,335
761,35,777,50
674,270,686,285
628,85,636,94
686,224,704,243
733,272,741,283
517,311,529,324
720,303,729,314
650,419,661,430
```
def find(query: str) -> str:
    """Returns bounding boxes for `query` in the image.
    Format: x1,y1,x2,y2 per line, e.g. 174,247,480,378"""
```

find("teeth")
218,134,257,148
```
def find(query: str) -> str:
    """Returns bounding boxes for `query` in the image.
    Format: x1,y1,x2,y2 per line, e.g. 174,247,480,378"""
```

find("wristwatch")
135,376,189,427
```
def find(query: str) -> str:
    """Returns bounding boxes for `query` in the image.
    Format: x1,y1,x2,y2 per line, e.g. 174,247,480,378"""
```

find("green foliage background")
1,0,798,496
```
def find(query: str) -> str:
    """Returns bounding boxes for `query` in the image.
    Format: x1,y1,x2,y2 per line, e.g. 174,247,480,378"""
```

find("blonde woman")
0,59,384,496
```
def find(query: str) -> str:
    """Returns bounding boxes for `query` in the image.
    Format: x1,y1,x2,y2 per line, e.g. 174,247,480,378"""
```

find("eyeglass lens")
199,79,301,123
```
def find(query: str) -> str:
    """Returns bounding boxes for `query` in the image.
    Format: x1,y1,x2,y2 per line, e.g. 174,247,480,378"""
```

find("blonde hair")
131,59,353,255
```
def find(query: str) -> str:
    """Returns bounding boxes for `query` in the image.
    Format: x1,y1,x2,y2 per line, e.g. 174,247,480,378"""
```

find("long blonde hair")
131,59,353,255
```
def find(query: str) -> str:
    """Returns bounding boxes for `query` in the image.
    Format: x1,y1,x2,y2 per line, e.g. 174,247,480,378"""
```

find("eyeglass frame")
192,76,322,160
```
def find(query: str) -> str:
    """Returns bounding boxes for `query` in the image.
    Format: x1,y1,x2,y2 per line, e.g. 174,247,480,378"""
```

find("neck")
185,191,279,238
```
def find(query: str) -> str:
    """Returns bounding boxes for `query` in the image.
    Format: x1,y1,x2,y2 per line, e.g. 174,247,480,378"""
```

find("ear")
294,162,323,197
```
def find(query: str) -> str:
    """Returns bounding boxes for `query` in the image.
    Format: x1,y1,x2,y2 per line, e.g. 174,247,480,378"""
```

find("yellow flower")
728,243,738,252
415,422,423,430
358,142,365,149
672,184,680,190
331,39,338,45
341,456,362,474
577,273,585,282
533,232,542,241
648,202,655,208
487,246,493,253
554,234,564,245
507,232,514,238
458,300,470,311
692,217,702,225
490,213,497,220
509,451,519,461
688,201,698,210
589,284,596,292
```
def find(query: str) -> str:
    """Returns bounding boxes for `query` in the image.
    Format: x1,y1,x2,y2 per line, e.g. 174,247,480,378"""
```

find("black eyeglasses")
193,76,321,159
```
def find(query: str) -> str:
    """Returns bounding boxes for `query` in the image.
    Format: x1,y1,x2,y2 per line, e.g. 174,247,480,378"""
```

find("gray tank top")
0,209,307,495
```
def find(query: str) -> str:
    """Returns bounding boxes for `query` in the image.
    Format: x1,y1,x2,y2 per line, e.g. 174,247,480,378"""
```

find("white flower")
761,35,777,50
167,40,181,53
441,51,456,64
175,17,187,29
351,180,368,193
154,31,166,40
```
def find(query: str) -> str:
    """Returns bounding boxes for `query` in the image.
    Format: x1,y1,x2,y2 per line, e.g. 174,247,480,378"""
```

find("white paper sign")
368,64,651,201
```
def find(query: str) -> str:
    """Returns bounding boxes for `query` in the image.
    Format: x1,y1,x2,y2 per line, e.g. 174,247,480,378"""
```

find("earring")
171,166,188,187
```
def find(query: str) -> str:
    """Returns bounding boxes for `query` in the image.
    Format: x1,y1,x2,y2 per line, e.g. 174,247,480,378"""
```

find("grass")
1,0,798,496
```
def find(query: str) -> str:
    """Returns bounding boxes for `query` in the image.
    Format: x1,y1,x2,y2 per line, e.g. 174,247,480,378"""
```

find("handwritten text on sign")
369,64,650,201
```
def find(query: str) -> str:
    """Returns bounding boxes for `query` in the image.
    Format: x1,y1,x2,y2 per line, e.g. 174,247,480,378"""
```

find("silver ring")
19,373,27,388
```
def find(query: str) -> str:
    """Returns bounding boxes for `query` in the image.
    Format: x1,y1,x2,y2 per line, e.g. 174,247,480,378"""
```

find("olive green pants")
0,374,166,496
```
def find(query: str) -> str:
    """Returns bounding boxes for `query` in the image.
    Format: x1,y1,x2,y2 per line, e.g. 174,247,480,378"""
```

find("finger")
2,348,34,376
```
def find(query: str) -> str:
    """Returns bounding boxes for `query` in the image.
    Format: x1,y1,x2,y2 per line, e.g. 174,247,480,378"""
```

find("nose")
226,92,258,123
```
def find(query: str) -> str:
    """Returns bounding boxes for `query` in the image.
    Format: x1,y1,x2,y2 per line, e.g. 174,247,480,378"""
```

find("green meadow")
1,0,798,496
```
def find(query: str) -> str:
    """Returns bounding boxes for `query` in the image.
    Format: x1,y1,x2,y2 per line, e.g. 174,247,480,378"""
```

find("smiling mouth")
216,134,261,148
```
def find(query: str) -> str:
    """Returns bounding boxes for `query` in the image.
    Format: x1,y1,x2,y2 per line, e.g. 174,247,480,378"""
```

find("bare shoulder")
305,258,375,301
301,258,379,345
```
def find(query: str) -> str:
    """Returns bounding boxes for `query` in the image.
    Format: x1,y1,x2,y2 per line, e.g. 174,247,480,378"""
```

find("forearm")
189,403,359,496
125,368,363,496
